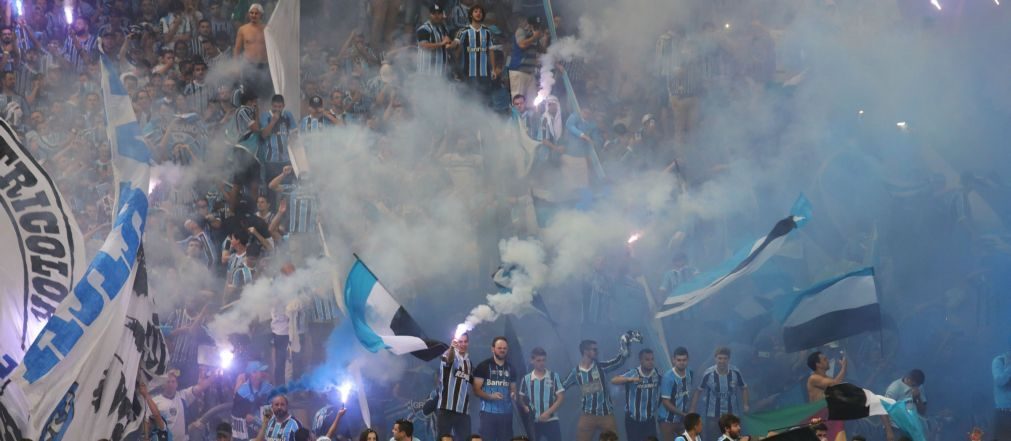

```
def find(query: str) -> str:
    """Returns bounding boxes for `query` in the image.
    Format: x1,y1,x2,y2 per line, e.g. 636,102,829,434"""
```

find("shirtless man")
806,351,847,441
806,351,846,401
234,3,272,98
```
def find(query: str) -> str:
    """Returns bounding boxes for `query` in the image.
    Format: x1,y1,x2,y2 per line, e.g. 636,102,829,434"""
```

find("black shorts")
230,147,261,188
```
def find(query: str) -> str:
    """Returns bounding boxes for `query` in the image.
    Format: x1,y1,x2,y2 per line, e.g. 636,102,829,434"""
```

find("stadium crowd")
4,0,1008,440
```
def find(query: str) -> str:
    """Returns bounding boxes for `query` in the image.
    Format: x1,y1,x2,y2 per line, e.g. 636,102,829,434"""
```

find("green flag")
742,401,826,437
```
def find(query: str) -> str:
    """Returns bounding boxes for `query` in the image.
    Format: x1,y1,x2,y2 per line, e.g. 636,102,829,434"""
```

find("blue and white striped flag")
656,195,812,318
345,257,447,361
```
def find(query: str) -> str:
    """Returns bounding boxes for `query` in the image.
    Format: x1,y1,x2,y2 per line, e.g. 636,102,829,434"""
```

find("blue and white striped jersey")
455,25,493,78
437,350,472,414
563,352,629,416
259,110,296,163
263,415,302,441
417,20,450,75
697,365,746,418
519,370,564,421
658,368,694,423
620,367,661,421
60,33,98,73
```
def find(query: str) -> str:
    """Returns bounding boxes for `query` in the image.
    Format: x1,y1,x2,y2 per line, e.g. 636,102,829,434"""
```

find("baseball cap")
309,95,323,107
429,3,444,13
246,360,269,374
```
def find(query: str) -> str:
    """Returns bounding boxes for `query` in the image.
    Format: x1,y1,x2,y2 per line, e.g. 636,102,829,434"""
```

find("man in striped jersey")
416,3,452,77
658,347,694,441
192,19,214,59
519,347,565,441
689,347,748,441
259,94,296,182
207,3,235,42
311,394,347,439
184,58,213,117
563,331,641,441
612,349,660,441
472,337,517,441
454,4,498,98
435,333,473,439
268,166,320,236
0,71,28,131
299,96,337,150
61,16,98,73
255,395,303,441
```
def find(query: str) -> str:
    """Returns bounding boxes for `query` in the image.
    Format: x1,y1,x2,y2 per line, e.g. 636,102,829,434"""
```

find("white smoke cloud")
206,258,333,345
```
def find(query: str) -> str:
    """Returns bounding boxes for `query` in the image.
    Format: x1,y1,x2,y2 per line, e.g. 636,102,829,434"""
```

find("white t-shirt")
885,378,927,412
152,387,197,441
271,304,289,336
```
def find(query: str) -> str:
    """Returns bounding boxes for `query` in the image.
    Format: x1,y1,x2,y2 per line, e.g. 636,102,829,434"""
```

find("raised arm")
598,330,641,372
325,408,347,439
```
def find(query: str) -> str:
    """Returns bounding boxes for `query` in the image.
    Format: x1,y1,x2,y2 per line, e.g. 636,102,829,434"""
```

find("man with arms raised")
562,331,641,441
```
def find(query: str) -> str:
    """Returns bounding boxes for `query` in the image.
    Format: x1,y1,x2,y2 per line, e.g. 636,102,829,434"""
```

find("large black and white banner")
0,54,167,441
0,116,87,438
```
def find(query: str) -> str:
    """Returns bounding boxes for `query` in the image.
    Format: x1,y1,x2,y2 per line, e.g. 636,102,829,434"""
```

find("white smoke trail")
206,258,333,345
461,237,549,329
535,17,600,105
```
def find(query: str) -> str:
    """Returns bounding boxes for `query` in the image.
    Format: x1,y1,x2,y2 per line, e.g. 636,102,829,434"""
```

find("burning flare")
454,323,470,339
627,232,642,244
219,349,234,369
338,380,354,404
63,3,73,24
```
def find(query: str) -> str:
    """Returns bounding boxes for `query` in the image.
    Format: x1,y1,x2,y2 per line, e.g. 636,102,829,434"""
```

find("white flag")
0,54,167,441
0,115,88,430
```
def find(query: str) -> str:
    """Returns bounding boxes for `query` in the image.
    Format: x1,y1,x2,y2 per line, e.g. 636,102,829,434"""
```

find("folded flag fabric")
825,383,926,441
761,426,820,441
742,400,826,438
778,267,882,352
657,215,803,319
345,258,448,361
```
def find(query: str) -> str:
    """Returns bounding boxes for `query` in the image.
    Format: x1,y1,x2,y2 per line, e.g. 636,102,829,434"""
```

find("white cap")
249,3,264,12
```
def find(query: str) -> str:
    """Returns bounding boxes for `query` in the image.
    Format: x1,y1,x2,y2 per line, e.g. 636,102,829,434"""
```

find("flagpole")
869,267,885,360
767,421,816,434
637,275,673,366
351,253,382,280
